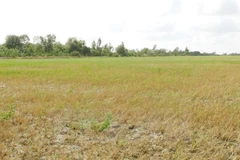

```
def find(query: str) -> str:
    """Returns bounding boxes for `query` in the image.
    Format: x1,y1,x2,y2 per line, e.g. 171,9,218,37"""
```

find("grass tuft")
91,113,112,132
0,105,15,121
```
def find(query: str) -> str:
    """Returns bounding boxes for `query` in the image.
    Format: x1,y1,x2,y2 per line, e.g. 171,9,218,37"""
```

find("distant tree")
82,45,91,56
0,44,8,57
116,42,128,56
66,37,83,55
53,42,66,56
153,44,157,51
140,48,151,56
184,47,189,56
19,34,30,54
151,45,157,56
5,35,22,50
44,34,56,53
91,40,96,50
128,49,137,56
159,49,167,56
97,38,102,49
173,47,180,56
102,43,113,56
90,40,97,56
97,38,102,56
65,37,90,56
4,34,31,55
70,51,81,57
34,34,56,53
19,34,30,45
189,51,201,56
24,43,35,56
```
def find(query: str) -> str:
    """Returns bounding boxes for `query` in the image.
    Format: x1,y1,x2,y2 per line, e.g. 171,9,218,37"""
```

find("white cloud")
1,0,240,53
165,0,182,15
193,18,240,33
217,0,239,15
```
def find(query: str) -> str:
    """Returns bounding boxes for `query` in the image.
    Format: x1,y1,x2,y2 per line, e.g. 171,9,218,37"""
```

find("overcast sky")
0,0,240,53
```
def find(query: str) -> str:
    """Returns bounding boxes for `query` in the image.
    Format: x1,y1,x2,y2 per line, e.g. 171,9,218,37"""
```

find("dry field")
1,57,240,159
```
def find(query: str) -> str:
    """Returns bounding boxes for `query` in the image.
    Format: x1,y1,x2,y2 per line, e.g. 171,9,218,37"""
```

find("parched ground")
1,57,240,159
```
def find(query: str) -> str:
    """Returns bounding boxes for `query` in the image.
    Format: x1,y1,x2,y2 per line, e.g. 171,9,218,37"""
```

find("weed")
91,113,112,132
191,131,198,151
117,139,126,147
0,105,15,121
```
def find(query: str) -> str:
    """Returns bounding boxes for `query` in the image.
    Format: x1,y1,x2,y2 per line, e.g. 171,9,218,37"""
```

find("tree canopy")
0,34,219,58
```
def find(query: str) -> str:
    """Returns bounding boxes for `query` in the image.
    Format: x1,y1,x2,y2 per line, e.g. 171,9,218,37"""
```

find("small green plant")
91,113,112,132
117,139,126,147
0,105,15,121
191,131,198,151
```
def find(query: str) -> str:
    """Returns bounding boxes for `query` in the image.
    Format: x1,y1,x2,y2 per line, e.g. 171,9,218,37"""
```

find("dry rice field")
1,57,240,159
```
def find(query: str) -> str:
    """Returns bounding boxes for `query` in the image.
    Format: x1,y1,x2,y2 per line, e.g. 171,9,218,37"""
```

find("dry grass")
1,57,240,159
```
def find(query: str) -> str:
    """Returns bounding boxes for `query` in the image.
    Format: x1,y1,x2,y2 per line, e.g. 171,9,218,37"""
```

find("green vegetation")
0,34,219,58
91,113,112,132
69,113,112,132
0,105,15,121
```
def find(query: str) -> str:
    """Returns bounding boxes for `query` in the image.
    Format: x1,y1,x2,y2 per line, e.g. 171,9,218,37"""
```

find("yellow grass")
1,57,240,159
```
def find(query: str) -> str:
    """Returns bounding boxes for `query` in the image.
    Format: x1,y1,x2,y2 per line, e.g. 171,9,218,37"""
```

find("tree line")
0,34,218,58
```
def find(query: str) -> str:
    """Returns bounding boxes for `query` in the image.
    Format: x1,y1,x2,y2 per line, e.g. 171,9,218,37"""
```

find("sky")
0,0,240,53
